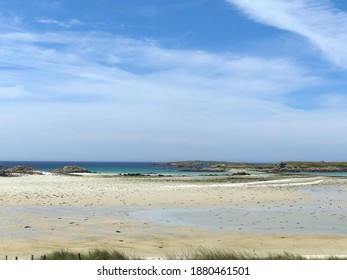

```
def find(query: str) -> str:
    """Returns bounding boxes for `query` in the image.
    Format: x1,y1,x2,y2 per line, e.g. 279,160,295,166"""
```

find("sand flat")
0,174,347,259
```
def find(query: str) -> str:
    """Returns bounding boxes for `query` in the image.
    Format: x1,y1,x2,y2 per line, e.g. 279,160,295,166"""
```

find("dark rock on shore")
231,172,251,176
121,173,144,177
276,162,287,169
0,167,8,176
181,168,225,172
6,166,42,175
120,173,165,177
53,165,93,174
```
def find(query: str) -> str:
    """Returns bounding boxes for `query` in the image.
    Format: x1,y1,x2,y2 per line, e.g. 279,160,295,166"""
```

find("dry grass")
42,248,347,260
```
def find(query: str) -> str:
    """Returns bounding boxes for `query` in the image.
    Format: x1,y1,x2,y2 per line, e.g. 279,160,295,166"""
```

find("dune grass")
40,248,347,260
45,249,136,260
166,249,307,260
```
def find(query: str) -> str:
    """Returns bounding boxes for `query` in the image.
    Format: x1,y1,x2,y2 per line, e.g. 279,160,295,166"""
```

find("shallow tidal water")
1,185,346,239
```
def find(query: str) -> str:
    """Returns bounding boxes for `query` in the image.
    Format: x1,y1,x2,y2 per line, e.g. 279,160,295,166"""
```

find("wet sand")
0,174,347,258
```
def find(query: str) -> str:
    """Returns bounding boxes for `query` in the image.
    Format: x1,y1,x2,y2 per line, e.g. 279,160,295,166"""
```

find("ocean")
0,161,230,176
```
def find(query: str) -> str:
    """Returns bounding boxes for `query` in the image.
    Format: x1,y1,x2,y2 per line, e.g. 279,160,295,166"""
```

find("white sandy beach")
1,174,347,259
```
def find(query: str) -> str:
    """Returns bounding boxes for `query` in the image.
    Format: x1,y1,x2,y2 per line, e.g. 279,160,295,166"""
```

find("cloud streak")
0,28,316,107
227,0,347,68
36,18,84,28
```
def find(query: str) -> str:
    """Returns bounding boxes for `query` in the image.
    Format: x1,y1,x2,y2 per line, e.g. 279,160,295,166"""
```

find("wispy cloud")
0,12,23,31
36,18,84,28
0,28,317,109
226,0,347,68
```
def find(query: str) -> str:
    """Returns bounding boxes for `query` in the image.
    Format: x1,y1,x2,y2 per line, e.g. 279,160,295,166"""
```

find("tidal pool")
1,185,346,240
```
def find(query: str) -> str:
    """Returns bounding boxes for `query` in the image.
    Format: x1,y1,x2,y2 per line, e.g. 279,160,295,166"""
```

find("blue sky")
1,0,347,162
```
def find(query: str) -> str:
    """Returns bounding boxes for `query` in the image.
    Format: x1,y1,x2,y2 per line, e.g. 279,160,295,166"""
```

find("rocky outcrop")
160,161,347,174
6,166,42,175
0,166,8,176
275,166,347,172
173,163,227,172
53,165,92,174
276,162,287,169
257,162,347,173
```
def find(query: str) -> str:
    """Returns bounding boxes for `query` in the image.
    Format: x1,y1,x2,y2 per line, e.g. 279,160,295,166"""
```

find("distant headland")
160,161,347,173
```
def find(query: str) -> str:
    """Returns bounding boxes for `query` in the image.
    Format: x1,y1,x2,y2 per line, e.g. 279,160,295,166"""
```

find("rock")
276,162,287,169
231,172,251,176
53,165,92,174
121,173,143,176
181,168,225,172
211,164,226,168
6,166,42,175
0,168,8,176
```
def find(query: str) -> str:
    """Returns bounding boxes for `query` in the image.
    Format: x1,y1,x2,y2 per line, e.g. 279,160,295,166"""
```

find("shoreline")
1,173,347,258
4,160,347,177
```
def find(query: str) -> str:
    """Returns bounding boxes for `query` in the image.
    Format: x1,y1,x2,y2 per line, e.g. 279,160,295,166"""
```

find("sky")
1,0,347,162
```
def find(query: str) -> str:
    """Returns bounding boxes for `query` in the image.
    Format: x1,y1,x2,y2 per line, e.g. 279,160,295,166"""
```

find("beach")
1,173,347,259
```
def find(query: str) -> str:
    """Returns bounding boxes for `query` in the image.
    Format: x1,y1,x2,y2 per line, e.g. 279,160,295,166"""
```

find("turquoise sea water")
0,161,230,176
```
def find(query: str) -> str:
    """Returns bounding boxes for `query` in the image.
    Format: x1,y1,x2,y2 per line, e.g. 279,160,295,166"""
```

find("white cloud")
227,0,347,68
36,18,84,28
0,30,317,104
